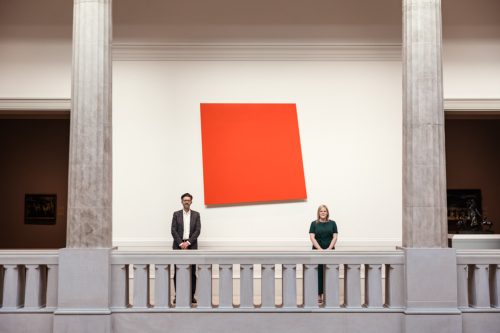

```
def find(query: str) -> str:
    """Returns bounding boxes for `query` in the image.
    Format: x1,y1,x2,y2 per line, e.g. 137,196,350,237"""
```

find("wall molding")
0,98,71,118
112,43,402,61
2,98,499,113
444,98,500,111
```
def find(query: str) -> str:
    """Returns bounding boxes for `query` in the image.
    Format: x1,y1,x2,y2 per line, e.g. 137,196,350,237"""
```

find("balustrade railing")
110,251,405,311
2,249,498,315
0,250,58,312
456,250,500,310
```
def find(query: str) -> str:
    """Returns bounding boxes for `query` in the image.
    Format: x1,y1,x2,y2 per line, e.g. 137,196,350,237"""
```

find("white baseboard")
113,237,401,251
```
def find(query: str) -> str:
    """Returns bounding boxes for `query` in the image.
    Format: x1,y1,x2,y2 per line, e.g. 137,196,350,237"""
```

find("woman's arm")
327,233,338,250
309,233,323,250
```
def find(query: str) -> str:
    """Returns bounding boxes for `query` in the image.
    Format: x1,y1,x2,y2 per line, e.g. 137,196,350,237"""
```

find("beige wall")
445,119,500,234
442,0,500,98
0,0,72,98
1,0,499,100
0,119,69,249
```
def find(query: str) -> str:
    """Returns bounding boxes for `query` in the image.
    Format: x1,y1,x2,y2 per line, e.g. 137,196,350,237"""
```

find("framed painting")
24,194,57,225
447,189,481,233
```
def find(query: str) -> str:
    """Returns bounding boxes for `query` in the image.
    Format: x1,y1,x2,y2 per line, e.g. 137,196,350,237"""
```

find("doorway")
445,113,500,234
0,114,69,248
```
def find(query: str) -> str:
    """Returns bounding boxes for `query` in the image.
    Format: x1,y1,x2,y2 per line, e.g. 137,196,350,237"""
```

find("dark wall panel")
446,119,500,234
0,119,69,248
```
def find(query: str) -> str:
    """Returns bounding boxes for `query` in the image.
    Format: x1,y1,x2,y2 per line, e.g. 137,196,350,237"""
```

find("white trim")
112,43,402,62
2,98,498,113
0,98,70,111
113,237,401,251
444,99,500,111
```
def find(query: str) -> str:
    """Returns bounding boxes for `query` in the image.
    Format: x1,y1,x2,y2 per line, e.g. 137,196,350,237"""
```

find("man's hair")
181,193,193,200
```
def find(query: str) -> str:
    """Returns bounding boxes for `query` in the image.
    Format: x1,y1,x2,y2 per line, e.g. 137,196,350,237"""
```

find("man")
171,193,201,303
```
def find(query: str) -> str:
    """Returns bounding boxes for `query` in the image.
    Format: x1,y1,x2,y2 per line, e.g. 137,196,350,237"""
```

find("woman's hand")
309,233,323,250
327,233,338,250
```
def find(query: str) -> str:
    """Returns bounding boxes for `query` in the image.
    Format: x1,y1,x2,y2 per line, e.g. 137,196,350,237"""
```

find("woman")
309,204,338,303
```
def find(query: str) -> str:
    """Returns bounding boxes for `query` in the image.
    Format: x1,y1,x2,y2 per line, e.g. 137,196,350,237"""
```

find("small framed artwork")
24,194,57,225
447,189,481,233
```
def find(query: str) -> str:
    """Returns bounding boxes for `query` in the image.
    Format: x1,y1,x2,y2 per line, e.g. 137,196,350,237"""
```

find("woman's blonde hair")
316,204,330,222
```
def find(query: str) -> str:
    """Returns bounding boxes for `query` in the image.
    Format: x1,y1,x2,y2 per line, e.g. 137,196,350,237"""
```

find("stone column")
402,0,447,248
402,3,461,333
67,0,113,248
55,1,113,332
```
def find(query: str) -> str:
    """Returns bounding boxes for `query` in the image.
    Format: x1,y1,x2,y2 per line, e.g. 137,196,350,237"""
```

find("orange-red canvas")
200,103,307,205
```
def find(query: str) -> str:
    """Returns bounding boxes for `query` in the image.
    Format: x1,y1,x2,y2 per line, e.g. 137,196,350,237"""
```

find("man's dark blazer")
171,210,201,250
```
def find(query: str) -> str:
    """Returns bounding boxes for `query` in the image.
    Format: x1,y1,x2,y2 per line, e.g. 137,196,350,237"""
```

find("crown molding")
444,98,500,111
112,43,402,61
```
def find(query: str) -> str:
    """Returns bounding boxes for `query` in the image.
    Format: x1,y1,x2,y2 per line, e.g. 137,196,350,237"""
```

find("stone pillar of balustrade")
402,1,461,332
54,1,113,332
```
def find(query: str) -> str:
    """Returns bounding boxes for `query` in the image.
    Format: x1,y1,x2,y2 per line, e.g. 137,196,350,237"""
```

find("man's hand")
180,242,189,250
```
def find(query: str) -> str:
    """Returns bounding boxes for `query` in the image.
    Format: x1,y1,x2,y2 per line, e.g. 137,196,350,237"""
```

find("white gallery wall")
442,0,500,98
1,0,499,250
112,58,402,250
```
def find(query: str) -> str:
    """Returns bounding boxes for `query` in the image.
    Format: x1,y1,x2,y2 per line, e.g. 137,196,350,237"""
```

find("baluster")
282,264,297,309
261,264,275,308
303,264,319,309
218,264,233,308
111,264,129,309
385,264,404,308
344,264,361,308
240,264,254,309
154,264,170,308
46,264,58,309
133,264,150,309
456,264,469,308
24,264,41,309
324,264,340,308
174,264,191,308
470,264,490,308
365,264,383,308
197,264,212,309
2,265,22,309
492,265,500,308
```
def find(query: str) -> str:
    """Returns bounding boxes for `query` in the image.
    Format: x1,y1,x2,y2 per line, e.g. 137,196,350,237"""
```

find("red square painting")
200,103,307,205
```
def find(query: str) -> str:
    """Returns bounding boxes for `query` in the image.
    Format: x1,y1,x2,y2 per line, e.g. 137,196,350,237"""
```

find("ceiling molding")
112,43,402,61
444,99,500,111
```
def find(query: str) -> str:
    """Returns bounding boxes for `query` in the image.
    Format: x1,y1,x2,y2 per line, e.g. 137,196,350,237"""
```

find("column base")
405,314,462,333
53,314,111,333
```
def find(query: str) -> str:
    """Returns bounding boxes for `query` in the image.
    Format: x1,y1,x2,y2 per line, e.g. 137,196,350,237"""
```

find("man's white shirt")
182,209,191,243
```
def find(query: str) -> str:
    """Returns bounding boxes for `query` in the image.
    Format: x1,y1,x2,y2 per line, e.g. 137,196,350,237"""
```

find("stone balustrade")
2,249,500,315
110,250,405,311
456,250,500,310
0,250,58,312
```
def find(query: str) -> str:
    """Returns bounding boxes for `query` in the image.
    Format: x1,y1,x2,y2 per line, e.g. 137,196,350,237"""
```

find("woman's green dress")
309,220,338,294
